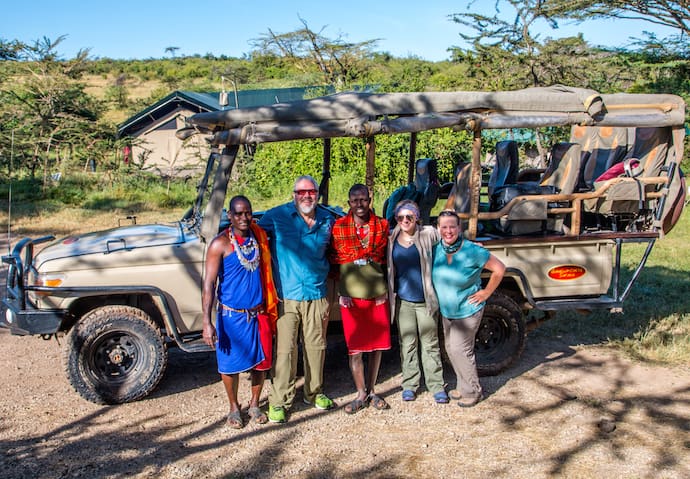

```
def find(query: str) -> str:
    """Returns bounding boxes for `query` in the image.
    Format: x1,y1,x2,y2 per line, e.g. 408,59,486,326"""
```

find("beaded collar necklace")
228,228,260,272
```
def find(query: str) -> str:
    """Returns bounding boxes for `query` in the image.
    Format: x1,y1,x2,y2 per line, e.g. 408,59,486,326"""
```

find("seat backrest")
570,125,632,190
488,140,519,196
443,161,472,214
626,127,671,177
540,142,582,194
414,158,439,224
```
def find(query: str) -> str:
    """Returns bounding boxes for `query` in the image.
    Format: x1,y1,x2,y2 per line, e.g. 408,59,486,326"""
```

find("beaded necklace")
355,223,370,250
228,228,260,272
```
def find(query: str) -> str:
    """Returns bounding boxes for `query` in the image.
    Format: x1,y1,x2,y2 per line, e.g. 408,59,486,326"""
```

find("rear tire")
475,291,526,376
63,305,168,404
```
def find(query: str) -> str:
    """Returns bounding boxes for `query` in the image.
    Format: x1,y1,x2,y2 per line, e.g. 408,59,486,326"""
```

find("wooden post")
408,132,417,184
320,138,332,205
468,128,482,239
365,136,375,203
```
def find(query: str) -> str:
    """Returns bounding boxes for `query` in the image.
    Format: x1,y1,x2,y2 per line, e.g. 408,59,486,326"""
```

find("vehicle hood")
35,223,186,265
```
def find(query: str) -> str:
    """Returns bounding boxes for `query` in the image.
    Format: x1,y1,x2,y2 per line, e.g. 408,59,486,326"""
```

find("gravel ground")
1,231,689,478
1,323,689,479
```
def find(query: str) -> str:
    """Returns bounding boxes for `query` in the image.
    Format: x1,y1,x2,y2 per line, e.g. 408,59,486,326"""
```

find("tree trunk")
42,136,53,193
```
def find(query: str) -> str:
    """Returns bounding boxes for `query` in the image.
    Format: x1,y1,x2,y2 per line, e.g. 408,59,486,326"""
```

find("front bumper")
2,235,64,336
1,296,65,336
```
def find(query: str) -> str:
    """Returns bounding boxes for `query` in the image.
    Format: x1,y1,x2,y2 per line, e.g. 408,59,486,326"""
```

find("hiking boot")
457,395,482,408
304,393,335,410
268,405,287,423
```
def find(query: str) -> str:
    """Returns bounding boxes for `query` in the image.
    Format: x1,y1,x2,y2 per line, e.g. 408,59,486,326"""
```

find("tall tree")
448,0,608,88
0,38,25,60
251,17,379,88
1,36,104,187
538,1,690,37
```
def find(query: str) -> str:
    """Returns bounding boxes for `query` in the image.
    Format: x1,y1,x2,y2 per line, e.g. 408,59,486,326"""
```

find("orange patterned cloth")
249,222,279,333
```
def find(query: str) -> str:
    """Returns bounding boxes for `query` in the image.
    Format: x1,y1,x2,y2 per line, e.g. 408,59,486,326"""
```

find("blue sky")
2,0,678,62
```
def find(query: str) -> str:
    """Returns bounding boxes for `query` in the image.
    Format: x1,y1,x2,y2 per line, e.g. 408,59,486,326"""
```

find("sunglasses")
396,214,415,222
294,189,318,196
438,210,458,217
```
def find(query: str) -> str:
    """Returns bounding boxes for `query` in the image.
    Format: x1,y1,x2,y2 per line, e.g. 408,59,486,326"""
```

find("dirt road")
1,323,688,478
1,232,689,478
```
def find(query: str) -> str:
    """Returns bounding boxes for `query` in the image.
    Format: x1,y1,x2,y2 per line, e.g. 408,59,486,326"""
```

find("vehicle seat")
487,140,519,197
442,161,471,214
539,142,582,195
570,125,632,191
489,142,581,235
584,127,672,217
382,158,439,226
415,158,440,225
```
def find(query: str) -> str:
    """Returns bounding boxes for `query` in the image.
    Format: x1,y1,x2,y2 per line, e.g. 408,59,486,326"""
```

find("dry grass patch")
1,207,185,242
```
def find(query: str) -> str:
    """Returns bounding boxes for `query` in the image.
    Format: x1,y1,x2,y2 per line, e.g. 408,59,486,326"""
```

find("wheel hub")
108,345,128,365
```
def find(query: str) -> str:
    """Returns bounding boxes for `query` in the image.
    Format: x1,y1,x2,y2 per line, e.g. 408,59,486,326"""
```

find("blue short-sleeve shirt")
258,202,335,301
431,240,490,319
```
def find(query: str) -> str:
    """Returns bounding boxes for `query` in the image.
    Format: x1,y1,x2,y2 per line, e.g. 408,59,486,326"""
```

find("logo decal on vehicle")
548,265,586,280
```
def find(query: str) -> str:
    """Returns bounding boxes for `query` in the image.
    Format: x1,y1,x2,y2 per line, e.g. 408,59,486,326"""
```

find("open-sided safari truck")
2,85,686,404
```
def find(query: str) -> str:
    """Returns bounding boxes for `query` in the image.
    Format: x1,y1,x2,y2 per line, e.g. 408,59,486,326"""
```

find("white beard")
298,202,315,215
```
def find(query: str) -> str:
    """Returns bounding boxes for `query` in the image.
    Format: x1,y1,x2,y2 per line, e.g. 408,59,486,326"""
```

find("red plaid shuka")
330,210,388,264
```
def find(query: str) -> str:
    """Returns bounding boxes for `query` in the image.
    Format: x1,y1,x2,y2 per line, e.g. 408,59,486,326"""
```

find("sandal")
247,406,268,425
344,398,368,415
368,393,390,410
226,410,244,429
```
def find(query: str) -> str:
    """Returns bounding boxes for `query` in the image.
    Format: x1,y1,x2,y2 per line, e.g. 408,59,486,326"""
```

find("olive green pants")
269,298,329,409
396,298,445,394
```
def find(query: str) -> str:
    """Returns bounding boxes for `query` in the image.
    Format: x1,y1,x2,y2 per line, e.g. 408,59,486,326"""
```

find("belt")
219,303,263,322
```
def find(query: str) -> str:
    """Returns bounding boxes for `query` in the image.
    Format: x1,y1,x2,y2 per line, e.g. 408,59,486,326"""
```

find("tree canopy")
0,12,688,198
538,0,690,37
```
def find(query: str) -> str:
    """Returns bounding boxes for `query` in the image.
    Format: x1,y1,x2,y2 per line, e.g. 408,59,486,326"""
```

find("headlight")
5,308,15,324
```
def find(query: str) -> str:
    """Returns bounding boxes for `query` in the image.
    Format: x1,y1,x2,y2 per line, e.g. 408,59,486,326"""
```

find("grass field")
2,198,689,366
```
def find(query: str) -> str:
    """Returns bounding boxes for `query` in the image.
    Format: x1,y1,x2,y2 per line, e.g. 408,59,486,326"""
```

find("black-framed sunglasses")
396,214,415,222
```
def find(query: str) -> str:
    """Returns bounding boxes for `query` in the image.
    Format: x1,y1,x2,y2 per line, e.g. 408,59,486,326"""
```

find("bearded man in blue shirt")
258,175,336,423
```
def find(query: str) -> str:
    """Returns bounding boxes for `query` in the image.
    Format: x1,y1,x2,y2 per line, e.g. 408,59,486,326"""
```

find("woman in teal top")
431,210,505,407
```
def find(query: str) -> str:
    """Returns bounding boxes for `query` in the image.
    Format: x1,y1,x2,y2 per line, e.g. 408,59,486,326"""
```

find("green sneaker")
268,405,287,423
304,393,335,410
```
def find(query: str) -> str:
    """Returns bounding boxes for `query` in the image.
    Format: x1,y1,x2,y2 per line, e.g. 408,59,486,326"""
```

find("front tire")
475,291,526,376
63,305,168,404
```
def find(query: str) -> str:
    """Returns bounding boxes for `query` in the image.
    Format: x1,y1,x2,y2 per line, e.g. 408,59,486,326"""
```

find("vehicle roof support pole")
320,138,331,205
408,132,417,184
468,128,482,239
365,136,376,203
201,144,238,243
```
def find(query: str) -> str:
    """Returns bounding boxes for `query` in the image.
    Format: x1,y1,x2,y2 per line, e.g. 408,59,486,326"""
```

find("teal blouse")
431,240,490,319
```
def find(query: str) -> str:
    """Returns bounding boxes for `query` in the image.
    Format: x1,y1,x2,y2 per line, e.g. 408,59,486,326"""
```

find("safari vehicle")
2,86,686,404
